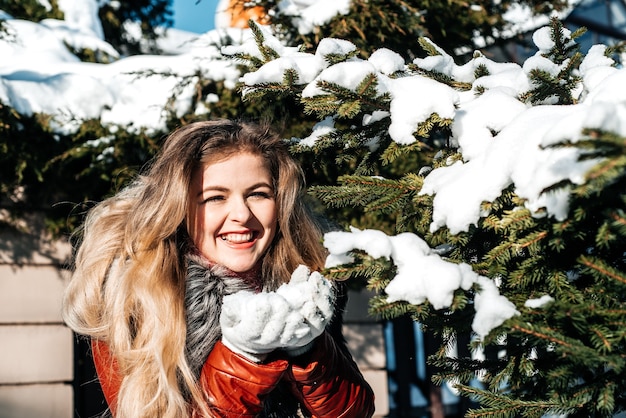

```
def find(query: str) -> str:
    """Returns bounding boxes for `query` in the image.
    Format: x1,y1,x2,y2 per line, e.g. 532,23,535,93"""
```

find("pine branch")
323,251,394,286
302,75,390,119
249,20,280,62
381,140,426,164
369,294,432,321
323,49,360,66
521,18,585,105
310,174,419,214
544,17,584,65
460,385,566,418
579,255,626,286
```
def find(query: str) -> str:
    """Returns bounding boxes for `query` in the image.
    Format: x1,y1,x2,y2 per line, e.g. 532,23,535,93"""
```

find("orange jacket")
92,333,375,417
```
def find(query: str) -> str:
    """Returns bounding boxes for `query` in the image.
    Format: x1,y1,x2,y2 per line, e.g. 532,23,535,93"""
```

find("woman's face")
187,152,278,273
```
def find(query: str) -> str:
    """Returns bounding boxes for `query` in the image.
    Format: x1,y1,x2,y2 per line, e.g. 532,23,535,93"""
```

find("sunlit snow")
0,3,247,135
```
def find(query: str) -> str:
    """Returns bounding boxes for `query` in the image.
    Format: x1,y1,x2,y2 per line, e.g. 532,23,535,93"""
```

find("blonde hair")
62,120,327,417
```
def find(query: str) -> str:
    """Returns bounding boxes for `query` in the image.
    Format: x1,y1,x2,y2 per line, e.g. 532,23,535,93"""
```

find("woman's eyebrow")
196,182,273,197
196,185,228,197
248,182,273,190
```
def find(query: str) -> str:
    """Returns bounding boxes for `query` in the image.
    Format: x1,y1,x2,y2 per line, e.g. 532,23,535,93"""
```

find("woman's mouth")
220,232,255,243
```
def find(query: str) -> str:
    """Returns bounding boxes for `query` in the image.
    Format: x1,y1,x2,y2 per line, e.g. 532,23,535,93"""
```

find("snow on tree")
225,18,626,417
226,0,574,59
0,3,250,231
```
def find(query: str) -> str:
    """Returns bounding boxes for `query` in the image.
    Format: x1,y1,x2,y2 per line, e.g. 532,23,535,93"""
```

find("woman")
62,119,375,417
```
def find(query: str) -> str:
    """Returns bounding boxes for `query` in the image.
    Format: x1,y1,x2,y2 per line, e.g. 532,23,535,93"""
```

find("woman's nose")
228,197,253,222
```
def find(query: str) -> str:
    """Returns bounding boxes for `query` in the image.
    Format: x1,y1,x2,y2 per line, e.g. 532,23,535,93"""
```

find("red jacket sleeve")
93,339,290,417
91,339,122,415
198,340,289,417
285,331,376,418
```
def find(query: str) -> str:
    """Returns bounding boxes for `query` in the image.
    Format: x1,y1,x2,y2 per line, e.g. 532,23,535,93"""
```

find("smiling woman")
187,152,278,275
62,119,376,417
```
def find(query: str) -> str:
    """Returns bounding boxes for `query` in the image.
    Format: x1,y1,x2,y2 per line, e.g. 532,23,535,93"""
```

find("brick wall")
0,215,73,418
344,289,389,416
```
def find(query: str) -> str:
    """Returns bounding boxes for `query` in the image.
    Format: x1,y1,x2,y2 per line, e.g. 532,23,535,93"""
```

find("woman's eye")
250,191,273,199
203,195,224,203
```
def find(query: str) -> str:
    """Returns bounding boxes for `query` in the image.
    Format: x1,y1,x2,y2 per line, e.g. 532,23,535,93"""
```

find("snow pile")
232,24,625,233
220,265,334,360
325,228,519,338
0,1,247,135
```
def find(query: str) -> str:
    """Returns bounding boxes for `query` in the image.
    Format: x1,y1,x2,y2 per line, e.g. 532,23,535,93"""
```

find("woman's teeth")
221,233,253,243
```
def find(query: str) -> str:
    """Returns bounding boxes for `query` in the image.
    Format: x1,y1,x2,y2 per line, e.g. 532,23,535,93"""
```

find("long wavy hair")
62,120,327,417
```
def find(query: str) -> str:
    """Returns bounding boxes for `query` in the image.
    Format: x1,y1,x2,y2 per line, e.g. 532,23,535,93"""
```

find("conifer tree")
98,0,173,55
0,1,273,233
230,0,569,58
229,18,626,417
0,0,173,55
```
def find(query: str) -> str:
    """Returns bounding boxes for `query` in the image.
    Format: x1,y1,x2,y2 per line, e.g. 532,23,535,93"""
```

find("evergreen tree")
0,0,63,22
231,0,570,58
98,0,173,55
0,1,175,231
0,2,282,233
230,18,626,417
0,0,174,55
